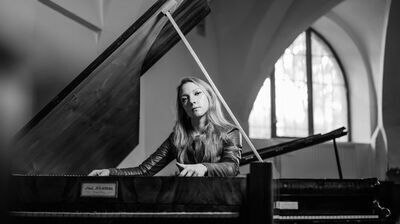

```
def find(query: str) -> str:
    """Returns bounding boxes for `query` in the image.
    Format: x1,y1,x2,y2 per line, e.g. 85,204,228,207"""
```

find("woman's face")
180,82,210,119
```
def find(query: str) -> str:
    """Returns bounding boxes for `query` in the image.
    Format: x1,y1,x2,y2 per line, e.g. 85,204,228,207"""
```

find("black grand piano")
7,0,399,223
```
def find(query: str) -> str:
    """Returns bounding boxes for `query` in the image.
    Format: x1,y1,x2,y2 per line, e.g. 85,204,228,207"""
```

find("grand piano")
7,0,399,223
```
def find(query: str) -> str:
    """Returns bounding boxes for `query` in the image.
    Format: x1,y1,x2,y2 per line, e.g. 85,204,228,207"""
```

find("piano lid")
12,0,210,175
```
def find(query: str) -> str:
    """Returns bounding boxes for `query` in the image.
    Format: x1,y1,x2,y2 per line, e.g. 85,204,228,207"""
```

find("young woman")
89,77,242,177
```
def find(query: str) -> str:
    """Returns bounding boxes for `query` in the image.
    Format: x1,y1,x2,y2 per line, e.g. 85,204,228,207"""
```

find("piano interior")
2,0,399,223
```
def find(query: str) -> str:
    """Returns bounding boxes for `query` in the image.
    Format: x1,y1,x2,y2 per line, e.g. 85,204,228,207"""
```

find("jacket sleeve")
109,136,175,176
202,129,242,177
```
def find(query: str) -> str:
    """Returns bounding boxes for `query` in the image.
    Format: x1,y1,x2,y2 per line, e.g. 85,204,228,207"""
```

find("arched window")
249,29,349,141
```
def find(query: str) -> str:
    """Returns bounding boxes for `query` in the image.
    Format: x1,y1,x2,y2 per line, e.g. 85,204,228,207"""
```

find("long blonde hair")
172,77,234,163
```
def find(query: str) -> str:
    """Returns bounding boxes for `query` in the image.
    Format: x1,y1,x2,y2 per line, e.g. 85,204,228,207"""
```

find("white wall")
313,0,391,178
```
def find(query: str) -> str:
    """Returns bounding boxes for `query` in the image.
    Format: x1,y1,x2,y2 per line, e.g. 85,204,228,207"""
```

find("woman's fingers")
88,170,99,176
186,169,194,177
176,162,185,171
180,169,194,177
179,168,188,176
88,169,110,176
178,165,203,177
99,169,110,176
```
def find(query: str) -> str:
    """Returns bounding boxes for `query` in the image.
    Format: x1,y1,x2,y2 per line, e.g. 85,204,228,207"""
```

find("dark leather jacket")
109,128,242,177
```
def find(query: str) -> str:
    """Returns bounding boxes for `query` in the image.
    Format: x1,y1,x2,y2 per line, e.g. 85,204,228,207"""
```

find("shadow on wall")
383,0,400,171
0,38,23,224
0,40,31,145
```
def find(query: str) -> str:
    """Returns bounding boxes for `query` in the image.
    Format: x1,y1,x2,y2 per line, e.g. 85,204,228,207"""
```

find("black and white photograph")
0,0,399,223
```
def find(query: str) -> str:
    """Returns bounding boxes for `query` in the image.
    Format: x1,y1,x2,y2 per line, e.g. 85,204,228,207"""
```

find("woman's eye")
181,98,188,103
194,91,202,96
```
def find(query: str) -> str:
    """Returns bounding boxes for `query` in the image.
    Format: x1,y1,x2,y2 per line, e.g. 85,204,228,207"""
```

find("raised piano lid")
12,0,210,175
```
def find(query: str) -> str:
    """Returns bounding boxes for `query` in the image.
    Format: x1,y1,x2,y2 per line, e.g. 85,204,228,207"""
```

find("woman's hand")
88,169,110,176
176,163,207,177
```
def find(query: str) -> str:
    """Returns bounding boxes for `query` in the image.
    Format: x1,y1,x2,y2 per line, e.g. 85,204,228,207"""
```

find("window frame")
269,28,351,140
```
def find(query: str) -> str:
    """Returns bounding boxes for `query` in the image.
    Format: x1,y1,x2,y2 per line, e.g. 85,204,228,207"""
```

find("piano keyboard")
12,212,380,220
11,211,240,218
274,215,380,220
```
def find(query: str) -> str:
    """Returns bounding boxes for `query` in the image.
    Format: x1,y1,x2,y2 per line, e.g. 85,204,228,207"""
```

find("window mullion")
306,29,314,135
271,70,277,137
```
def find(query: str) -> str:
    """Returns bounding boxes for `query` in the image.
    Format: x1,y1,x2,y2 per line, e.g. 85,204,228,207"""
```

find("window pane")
248,31,349,141
311,33,348,141
275,33,308,137
249,78,271,139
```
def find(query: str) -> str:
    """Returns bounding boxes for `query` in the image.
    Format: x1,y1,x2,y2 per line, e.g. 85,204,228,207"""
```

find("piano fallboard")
9,175,246,214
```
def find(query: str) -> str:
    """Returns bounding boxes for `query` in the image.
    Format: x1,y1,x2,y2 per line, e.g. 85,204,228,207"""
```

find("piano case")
12,0,210,175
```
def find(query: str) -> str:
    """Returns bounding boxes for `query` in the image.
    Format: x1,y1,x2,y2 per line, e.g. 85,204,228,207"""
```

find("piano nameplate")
275,201,299,210
80,182,118,198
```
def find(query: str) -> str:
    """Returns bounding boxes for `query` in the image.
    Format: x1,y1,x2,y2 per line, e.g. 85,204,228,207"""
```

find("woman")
89,77,242,177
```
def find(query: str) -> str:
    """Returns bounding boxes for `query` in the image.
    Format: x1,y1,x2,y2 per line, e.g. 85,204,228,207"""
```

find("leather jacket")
109,128,242,177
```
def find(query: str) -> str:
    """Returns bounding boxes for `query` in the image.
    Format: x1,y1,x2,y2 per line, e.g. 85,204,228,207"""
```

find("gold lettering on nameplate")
81,182,118,198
